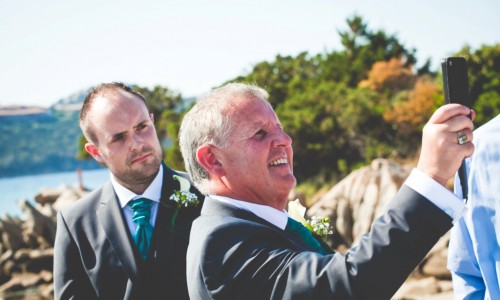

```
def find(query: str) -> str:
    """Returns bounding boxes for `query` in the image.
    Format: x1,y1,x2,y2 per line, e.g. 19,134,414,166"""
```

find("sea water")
0,168,109,217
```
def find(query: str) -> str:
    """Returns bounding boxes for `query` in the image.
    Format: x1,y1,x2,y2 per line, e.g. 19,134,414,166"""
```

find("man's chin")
135,160,160,171
272,174,296,190
128,168,159,184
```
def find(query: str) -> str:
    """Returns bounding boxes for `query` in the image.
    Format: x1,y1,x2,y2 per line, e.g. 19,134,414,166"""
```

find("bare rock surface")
0,184,85,299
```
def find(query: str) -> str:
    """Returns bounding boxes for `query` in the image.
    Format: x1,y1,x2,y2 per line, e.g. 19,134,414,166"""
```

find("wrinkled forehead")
229,95,275,119
227,96,280,138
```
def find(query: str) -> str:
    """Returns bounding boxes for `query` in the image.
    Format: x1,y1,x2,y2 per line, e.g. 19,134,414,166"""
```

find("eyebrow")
248,120,283,135
110,131,126,142
133,119,149,129
109,119,150,142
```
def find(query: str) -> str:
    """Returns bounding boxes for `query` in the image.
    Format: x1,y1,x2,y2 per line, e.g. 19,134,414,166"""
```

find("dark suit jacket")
186,185,454,300
54,163,203,300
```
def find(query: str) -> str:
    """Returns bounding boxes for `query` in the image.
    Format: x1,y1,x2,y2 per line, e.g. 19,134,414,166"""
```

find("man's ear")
85,143,104,164
150,113,154,122
197,145,224,177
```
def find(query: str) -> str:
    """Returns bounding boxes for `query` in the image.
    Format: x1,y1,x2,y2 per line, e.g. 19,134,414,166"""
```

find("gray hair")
179,82,269,194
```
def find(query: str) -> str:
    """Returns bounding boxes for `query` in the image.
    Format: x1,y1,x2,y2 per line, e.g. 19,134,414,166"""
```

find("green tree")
230,52,321,106
321,14,417,87
454,44,500,126
277,82,391,183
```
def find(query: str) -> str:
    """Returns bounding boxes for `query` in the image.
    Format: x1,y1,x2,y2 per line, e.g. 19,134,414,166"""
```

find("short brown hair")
79,82,146,144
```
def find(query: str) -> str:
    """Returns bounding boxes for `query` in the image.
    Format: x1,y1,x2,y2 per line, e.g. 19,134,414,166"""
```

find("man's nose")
130,134,144,151
272,129,292,148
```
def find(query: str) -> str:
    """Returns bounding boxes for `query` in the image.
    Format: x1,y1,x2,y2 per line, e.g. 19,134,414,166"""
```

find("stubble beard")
115,148,163,190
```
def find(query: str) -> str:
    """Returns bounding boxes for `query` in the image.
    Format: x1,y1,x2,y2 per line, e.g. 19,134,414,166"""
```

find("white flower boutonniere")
167,175,200,231
169,175,200,207
288,199,333,241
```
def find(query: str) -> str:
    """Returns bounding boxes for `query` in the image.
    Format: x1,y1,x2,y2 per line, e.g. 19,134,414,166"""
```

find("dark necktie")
285,217,327,255
129,198,154,260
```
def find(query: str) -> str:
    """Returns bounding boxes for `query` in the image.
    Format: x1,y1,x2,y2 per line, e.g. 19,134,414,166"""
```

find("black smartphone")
441,57,472,107
441,56,471,201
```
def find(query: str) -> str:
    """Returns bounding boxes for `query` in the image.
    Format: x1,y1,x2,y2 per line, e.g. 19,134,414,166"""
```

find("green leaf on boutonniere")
287,199,333,241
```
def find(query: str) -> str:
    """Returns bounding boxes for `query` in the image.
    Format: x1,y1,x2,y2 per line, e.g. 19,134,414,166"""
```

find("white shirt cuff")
404,168,465,224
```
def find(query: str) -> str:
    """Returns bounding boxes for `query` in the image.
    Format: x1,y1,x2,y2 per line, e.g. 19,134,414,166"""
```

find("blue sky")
1,0,499,107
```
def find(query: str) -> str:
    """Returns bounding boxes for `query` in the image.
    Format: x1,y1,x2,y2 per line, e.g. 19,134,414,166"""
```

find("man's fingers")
428,103,472,124
443,114,475,133
467,108,476,121
463,141,475,158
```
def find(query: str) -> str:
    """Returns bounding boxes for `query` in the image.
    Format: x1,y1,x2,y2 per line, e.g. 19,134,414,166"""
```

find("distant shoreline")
0,166,106,180
0,106,48,116
0,103,81,116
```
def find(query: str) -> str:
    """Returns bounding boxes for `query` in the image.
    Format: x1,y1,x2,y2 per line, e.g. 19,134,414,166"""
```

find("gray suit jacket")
54,164,203,300
186,185,453,300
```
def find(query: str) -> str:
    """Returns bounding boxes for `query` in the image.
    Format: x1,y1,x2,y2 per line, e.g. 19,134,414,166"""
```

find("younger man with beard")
54,82,202,299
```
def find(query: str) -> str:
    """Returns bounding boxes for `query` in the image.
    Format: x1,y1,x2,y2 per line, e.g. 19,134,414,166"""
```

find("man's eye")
255,130,267,137
112,135,125,142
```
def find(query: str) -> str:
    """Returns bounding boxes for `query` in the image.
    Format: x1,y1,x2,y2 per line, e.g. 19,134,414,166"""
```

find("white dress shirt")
110,164,163,236
405,168,465,223
210,195,289,230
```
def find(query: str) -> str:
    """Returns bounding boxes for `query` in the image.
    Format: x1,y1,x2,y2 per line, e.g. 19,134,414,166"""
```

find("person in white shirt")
448,114,500,299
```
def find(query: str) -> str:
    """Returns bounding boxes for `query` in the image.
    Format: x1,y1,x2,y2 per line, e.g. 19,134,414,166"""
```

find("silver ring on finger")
457,131,467,145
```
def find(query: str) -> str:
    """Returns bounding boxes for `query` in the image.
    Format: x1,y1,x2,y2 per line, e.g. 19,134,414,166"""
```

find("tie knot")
129,198,153,226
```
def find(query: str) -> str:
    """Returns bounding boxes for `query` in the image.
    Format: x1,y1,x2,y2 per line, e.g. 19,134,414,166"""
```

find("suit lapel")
314,233,335,254
96,181,139,281
149,164,179,261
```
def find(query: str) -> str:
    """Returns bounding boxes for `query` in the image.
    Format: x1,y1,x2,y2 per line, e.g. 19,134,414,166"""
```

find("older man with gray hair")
181,82,474,300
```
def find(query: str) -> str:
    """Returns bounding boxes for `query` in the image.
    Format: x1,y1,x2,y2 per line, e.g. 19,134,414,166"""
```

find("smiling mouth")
269,157,288,166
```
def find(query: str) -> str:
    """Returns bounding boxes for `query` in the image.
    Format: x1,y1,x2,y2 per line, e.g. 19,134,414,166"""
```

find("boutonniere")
288,199,333,241
165,175,200,231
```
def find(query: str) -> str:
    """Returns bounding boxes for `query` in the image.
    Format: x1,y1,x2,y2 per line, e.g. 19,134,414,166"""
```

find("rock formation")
0,184,86,299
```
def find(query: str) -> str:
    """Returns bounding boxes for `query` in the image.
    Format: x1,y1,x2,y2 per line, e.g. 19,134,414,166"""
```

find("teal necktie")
285,217,327,255
129,198,154,260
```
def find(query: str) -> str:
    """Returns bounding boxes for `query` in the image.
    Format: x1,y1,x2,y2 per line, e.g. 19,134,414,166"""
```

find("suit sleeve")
191,185,453,300
54,212,96,300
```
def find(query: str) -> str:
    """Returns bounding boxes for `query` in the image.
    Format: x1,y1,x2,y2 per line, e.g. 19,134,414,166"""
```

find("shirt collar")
111,164,164,208
209,195,289,230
